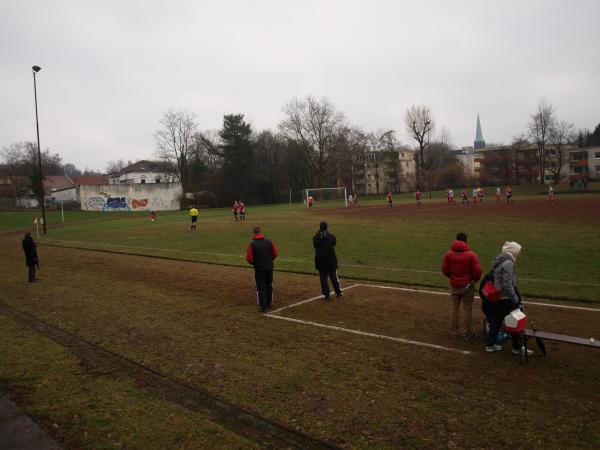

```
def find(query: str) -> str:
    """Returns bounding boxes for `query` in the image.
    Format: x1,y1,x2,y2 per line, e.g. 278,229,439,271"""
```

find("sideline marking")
269,284,361,314
41,237,600,288
267,283,471,354
266,314,471,355
354,283,600,312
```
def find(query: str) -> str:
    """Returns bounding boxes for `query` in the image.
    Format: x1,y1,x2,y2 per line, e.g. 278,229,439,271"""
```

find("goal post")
305,187,348,210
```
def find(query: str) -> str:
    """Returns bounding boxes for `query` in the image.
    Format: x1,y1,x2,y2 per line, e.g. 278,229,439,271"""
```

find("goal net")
305,187,347,210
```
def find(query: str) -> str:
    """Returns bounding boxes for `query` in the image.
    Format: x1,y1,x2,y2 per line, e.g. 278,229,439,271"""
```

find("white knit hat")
502,241,522,260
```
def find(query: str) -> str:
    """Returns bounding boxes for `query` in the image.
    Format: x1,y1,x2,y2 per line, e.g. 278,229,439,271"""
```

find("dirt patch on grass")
324,197,600,223
1,240,599,449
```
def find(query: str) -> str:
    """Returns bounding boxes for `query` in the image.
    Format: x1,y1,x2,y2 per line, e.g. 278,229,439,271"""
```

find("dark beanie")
319,221,328,231
456,232,467,242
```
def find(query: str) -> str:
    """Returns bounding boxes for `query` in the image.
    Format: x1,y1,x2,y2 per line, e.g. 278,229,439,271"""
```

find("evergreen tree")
219,114,254,200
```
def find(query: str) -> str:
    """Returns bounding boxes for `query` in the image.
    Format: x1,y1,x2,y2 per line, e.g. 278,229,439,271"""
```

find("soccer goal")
305,187,348,210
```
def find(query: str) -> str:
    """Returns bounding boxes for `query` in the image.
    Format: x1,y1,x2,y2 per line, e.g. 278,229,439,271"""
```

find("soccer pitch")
1,193,600,449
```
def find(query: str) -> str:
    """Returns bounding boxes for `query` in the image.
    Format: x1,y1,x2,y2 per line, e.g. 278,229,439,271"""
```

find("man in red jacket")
246,227,279,312
441,232,482,339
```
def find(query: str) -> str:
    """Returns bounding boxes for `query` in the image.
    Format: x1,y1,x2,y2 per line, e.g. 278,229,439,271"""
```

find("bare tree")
192,130,222,175
155,109,198,189
279,96,347,187
405,105,434,189
528,99,556,184
105,159,130,175
547,120,575,184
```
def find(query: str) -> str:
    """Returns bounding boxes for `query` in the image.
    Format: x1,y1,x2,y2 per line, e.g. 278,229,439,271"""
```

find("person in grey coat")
485,241,532,355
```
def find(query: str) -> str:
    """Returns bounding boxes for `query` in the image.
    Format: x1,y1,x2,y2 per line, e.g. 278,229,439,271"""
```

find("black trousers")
255,270,273,310
28,265,36,282
485,298,521,349
319,270,341,297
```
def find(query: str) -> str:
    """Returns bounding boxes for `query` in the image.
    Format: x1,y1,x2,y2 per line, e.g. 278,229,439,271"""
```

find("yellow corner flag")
33,217,38,225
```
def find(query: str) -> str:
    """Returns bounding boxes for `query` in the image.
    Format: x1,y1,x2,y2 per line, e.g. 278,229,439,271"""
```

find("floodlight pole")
32,65,47,234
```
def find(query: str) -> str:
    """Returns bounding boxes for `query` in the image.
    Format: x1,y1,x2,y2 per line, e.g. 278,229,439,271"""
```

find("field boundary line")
269,284,361,314
39,237,600,287
265,314,471,355
355,283,600,312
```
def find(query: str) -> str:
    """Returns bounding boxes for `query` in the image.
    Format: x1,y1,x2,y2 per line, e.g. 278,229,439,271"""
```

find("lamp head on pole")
32,65,41,73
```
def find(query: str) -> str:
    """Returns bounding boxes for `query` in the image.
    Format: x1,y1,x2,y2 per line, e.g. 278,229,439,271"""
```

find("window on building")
140,179,146,184
595,152,600,159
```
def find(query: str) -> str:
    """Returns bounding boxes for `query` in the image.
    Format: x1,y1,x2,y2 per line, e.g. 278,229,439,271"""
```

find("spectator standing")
22,232,39,282
485,242,532,355
246,227,278,312
441,232,482,339
313,221,342,300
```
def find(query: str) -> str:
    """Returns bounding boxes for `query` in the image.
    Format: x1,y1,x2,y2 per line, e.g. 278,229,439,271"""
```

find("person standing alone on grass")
386,192,393,208
485,241,532,356
415,190,422,205
441,233,482,339
313,221,342,300
189,205,199,231
22,231,39,282
246,227,278,312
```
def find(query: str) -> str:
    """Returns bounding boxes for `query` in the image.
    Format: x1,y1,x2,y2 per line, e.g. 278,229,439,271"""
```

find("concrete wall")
78,183,182,211
52,187,77,203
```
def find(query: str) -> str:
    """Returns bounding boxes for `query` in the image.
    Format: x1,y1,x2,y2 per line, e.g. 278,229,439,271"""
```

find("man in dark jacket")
246,227,278,312
22,231,39,282
313,221,342,300
441,232,482,339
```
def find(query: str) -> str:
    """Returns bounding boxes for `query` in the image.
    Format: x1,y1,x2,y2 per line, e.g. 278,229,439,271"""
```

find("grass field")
1,192,599,449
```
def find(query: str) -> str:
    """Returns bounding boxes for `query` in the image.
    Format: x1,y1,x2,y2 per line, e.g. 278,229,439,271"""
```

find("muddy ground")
1,236,599,449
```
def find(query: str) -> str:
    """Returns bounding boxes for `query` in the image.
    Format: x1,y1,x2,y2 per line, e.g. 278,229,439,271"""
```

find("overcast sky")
1,0,599,171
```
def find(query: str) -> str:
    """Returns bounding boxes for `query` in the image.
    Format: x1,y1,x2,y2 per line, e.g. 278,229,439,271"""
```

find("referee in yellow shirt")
189,205,199,231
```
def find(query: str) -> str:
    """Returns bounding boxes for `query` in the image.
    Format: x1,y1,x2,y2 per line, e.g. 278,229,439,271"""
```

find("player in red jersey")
415,190,422,205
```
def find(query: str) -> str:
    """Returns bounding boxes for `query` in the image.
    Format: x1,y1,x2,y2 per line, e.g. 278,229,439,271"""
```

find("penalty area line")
265,314,471,355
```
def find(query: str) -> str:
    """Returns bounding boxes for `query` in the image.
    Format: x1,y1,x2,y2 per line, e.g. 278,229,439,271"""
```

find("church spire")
474,113,485,149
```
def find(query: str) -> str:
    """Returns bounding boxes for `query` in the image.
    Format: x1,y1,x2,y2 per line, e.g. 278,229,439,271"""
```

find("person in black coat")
246,227,279,312
313,221,342,300
22,232,39,282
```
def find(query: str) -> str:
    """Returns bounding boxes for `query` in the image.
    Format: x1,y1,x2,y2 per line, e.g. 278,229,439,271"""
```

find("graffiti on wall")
87,196,106,210
131,198,148,209
104,197,130,210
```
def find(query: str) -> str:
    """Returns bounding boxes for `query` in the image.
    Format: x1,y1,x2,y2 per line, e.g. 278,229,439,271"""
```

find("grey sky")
1,0,599,171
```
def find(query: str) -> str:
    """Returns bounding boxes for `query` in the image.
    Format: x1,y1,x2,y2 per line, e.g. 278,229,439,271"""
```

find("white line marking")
41,238,600,287
265,314,471,355
355,283,600,312
522,301,600,312
268,284,361,315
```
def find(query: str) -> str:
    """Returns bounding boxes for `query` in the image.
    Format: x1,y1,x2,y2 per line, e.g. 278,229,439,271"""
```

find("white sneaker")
485,345,502,352
512,347,534,356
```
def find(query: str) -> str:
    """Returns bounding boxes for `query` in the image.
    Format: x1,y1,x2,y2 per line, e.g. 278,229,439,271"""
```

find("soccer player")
150,210,157,221
496,187,502,202
461,190,469,205
386,192,393,208
353,194,359,207
472,188,478,204
478,187,484,202
246,227,278,312
239,201,246,220
548,185,555,203
189,205,199,231
506,186,513,204
233,200,239,221
348,193,353,208
308,195,314,209
415,190,422,205
448,188,456,205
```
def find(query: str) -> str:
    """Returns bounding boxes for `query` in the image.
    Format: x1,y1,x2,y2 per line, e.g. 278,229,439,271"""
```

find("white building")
109,160,175,185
